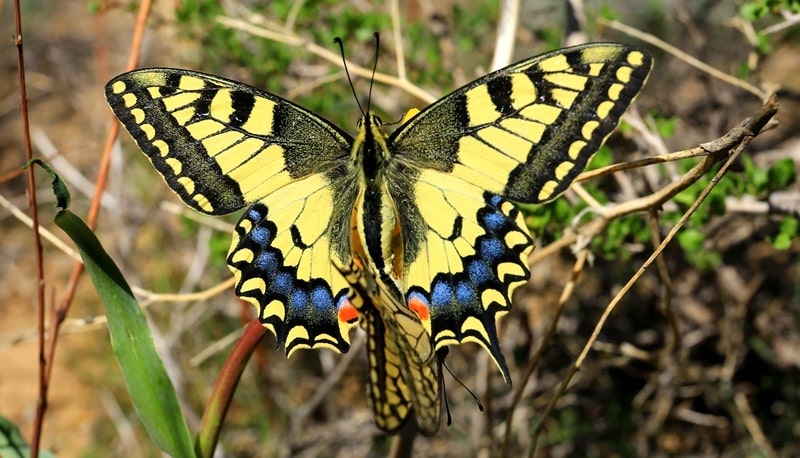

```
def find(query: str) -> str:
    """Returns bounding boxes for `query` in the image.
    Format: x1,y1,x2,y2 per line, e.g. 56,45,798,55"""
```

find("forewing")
105,68,353,214
389,43,652,204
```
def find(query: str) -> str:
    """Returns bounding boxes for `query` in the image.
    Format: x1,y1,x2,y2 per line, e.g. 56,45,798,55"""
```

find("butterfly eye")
372,114,383,126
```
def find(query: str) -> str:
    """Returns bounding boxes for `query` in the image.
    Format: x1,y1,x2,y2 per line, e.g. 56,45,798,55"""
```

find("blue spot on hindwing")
247,206,265,221
479,238,504,263
273,272,293,296
468,259,492,285
310,285,333,310
291,288,309,310
455,280,476,304
482,210,506,231
431,281,454,308
254,251,278,275
249,226,272,246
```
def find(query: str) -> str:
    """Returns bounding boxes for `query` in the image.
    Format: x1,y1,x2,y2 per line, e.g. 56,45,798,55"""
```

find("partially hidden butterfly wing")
360,293,442,435
386,43,652,380
343,239,442,435
105,69,362,354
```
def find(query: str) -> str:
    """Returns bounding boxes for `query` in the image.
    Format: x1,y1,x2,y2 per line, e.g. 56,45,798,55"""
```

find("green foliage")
176,1,293,93
740,0,800,21
598,3,622,21
524,146,796,269
594,214,651,261
677,228,722,270
56,210,195,457
738,0,799,56
209,229,235,268
86,0,101,13
769,217,798,250
665,155,797,269
647,111,677,138
522,198,580,243
767,158,797,191
588,145,615,170
452,2,499,52
736,156,797,197
536,27,565,52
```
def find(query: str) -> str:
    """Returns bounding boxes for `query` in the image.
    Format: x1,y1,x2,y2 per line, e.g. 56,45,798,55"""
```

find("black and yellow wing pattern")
105,42,651,436
387,43,652,384
105,69,363,356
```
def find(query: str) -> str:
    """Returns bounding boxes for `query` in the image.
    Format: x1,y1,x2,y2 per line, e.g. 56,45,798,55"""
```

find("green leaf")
677,228,704,252
771,232,793,250
653,113,677,138
740,2,766,20
743,155,769,195
768,158,796,191
588,145,613,170
53,211,194,457
755,33,773,55
0,415,55,458
772,217,799,250
25,158,71,209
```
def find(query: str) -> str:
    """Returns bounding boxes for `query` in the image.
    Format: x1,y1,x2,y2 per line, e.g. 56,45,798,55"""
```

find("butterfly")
105,42,651,435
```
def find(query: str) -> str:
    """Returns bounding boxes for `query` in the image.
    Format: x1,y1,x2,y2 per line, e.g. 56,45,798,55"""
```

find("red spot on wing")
408,296,430,321
338,299,359,323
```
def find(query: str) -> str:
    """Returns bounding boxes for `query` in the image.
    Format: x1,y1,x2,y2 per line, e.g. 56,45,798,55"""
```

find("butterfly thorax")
353,113,401,284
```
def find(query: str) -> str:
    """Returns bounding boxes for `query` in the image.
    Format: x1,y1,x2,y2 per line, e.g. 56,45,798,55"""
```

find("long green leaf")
0,415,55,458
53,209,194,457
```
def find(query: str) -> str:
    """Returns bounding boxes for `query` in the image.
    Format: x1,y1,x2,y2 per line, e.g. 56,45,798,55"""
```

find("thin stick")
31,0,155,453
500,249,589,458
12,0,47,453
599,18,766,100
216,16,437,104
491,0,520,71
389,0,406,81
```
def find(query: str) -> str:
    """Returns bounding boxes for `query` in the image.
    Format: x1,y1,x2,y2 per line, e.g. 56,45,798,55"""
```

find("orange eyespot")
338,299,359,323
408,296,430,321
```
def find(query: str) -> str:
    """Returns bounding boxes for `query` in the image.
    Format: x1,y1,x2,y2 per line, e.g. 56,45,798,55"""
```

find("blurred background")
1,0,798,456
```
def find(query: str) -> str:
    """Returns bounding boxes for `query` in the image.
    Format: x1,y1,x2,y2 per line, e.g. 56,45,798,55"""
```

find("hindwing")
386,169,532,382
360,283,442,435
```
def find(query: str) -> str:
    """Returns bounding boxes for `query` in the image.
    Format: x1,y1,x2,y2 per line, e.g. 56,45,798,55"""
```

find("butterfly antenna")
334,36,365,117
366,32,380,115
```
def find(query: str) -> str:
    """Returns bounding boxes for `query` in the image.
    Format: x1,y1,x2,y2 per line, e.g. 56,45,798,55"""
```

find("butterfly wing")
386,43,652,379
361,292,442,435
106,69,361,353
390,43,652,203
386,170,531,382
